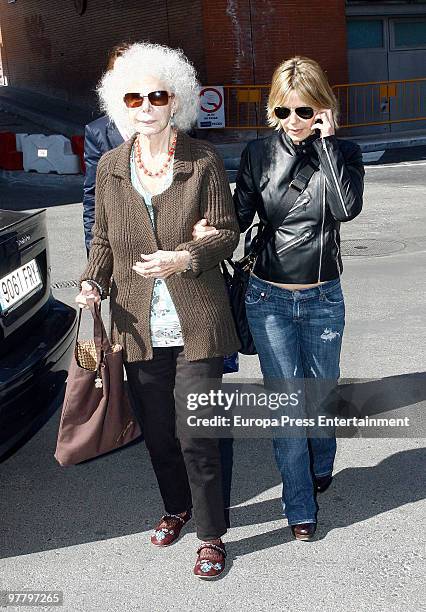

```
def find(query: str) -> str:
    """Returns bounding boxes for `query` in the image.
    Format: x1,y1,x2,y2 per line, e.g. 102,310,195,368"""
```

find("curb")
1,95,425,175
355,136,426,152
221,136,426,171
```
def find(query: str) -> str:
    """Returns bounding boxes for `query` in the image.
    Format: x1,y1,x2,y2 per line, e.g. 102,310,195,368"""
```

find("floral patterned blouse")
130,148,184,347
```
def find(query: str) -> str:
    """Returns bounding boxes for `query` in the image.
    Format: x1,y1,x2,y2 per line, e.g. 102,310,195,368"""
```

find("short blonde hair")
267,56,339,130
98,42,200,135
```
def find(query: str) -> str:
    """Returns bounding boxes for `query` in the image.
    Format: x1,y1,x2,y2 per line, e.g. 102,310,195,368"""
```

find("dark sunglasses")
274,106,315,120
123,90,174,108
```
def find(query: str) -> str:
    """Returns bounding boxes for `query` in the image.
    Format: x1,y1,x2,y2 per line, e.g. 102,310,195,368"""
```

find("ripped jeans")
245,275,345,525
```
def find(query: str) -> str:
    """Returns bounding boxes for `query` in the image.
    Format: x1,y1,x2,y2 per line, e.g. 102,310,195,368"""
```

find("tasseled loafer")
150,511,192,547
193,541,226,579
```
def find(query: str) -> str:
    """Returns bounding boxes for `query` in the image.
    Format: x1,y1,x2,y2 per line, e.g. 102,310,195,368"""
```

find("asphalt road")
0,143,425,612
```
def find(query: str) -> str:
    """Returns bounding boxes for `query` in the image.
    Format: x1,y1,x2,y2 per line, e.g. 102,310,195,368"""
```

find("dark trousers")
125,347,228,541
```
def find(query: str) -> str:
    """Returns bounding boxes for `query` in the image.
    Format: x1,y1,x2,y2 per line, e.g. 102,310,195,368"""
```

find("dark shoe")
193,541,226,579
291,523,316,541
150,511,191,547
315,474,333,493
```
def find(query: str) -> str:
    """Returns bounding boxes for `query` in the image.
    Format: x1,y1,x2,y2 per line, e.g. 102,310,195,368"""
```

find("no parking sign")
198,86,225,128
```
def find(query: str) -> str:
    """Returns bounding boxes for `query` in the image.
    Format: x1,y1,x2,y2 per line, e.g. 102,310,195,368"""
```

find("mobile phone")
314,116,323,136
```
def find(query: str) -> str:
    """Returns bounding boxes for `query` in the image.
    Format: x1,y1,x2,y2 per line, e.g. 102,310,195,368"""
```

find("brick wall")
201,0,348,86
250,0,348,85
0,0,204,108
201,0,255,84
0,0,347,109
168,0,207,84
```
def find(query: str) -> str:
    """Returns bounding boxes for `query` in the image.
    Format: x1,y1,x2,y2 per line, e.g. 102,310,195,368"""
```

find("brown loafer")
151,511,191,547
193,541,226,579
315,474,333,493
291,523,316,541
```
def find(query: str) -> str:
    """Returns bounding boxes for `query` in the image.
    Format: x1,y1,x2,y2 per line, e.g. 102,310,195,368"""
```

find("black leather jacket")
233,131,364,284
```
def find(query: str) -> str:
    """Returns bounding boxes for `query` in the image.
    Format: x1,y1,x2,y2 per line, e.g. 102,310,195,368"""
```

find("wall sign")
198,86,225,129
73,0,87,15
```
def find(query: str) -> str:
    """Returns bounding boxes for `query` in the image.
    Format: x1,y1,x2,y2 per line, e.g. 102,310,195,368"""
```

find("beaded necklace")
134,130,177,177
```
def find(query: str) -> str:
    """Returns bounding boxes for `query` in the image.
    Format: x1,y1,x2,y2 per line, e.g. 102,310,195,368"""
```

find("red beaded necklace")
134,130,177,177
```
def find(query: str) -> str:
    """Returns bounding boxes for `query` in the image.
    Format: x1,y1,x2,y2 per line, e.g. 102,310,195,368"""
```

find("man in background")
83,43,130,255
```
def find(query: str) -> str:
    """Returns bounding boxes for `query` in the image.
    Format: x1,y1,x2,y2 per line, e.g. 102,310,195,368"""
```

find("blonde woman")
198,56,364,539
75,43,239,579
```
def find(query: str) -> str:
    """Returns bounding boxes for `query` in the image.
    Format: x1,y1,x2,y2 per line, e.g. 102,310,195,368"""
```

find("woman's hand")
132,250,191,279
75,280,101,309
192,218,218,240
311,109,335,138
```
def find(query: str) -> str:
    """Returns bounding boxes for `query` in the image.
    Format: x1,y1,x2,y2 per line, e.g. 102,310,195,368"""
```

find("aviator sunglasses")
274,106,315,120
123,90,174,108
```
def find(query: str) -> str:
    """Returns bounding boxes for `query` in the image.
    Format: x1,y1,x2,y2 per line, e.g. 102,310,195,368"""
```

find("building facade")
0,0,348,108
0,1,425,132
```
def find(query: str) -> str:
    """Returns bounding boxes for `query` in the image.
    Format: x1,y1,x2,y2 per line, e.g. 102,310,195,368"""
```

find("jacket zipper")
317,175,326,282
276,229,315,256
334,228,342,274
287,197,309,217
321,138,349,218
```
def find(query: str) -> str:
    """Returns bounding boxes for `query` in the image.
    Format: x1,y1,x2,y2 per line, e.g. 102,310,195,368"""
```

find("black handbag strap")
244,222,263,255
233,158,319,271
261,158,319,242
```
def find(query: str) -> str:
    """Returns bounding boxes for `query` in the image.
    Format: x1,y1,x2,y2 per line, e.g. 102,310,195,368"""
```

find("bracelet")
85,278,104,298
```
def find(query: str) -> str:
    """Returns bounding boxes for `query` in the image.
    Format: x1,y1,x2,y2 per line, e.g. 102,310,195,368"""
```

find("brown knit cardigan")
81,131,241,362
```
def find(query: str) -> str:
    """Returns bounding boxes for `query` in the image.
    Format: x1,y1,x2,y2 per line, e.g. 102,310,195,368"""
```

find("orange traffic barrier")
71,135,85,173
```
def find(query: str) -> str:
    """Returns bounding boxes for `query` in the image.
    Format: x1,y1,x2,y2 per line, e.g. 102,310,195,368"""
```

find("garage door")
347,17,426,132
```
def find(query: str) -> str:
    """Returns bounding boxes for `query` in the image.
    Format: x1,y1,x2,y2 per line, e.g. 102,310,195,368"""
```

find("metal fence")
333,78,426,128
223,85,270,130
220,78,426,130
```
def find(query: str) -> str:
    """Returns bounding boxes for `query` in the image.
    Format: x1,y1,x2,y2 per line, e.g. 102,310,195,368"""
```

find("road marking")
362,150,385,163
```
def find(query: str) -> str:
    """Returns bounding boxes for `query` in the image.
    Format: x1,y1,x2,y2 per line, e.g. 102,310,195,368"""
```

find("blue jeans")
245,275,345,525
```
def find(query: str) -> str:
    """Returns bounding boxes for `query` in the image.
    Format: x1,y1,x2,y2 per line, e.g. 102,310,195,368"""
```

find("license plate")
0,259,42,312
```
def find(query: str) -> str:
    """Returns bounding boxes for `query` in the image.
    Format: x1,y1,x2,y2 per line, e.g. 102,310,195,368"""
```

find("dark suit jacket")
83,115,124,250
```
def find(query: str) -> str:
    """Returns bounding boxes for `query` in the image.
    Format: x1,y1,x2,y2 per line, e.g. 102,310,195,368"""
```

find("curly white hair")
97,42,200,134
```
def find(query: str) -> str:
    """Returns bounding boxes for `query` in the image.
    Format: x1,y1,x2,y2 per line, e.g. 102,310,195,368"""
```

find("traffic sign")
198,86,225,129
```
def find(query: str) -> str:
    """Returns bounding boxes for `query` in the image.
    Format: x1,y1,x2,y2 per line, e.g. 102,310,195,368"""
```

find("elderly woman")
75,42,239,579
198,57,364,540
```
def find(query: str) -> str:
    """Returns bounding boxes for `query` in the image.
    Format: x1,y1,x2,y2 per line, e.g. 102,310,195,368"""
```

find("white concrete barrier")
21,134,80,174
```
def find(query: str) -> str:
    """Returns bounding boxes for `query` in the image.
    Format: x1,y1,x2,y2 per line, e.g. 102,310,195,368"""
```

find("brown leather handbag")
54,301,141,466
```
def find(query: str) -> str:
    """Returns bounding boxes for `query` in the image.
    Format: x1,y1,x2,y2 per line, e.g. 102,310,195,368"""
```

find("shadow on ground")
1,392,424,560
0,172,83,209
